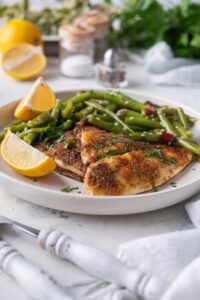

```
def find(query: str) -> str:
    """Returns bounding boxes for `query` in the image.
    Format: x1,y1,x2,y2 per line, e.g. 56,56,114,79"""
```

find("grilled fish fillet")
35,128,87,181
84,145,193,196
81,126,152,164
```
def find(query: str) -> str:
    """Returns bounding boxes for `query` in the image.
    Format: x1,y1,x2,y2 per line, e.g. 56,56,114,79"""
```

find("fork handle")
38,229,165,300
0,240,73,300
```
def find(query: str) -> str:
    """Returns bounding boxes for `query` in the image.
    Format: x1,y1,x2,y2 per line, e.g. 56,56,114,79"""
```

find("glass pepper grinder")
95,48,128,88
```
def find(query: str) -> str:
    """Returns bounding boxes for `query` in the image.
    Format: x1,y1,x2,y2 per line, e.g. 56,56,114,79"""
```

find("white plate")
0,89,200,215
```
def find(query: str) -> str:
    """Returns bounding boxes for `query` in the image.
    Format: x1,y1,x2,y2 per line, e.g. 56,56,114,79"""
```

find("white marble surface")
0,58,199,300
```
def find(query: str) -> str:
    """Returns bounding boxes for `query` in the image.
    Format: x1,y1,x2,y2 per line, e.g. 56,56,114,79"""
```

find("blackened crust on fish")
84,146,193,196
34,129,86,180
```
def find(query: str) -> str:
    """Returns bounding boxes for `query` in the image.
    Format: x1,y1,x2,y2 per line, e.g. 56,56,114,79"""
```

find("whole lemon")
0,19,43,54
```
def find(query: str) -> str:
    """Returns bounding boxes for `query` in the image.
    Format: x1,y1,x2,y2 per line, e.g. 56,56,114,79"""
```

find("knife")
0,236,74,300
0,215,166,300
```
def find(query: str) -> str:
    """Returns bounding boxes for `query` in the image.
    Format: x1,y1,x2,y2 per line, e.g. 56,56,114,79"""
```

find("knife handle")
0,240,73,300
38,229,165,300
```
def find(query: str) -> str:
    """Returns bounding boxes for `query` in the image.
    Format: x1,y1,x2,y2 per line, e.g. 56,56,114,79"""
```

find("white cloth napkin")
115,192,200,300
144,42,200,87
127,41,200,87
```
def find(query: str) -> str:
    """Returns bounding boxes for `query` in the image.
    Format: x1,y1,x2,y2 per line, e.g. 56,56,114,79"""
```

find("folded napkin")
144,42,200,87
115,192,200,300
127,41,200,87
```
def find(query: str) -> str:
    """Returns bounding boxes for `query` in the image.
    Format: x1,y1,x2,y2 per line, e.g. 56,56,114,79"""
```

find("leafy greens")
107,0,200,58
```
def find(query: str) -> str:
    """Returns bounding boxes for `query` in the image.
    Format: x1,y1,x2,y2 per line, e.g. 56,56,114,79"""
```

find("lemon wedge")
2,43,46,80
14,76,56,121
1,131,56,177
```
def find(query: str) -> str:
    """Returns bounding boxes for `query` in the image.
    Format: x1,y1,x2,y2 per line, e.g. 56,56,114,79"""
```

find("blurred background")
0,0,200,87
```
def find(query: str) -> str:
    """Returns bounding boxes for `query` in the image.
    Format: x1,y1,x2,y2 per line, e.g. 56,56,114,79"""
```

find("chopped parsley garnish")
41,127,65,143
45,144,53,151
170,182,177,188
109,139,119,146
56,134,65,143
122,147,128,154
61,186,79,193
104,148,118,155
96,153,107,159
152,183,158,192
95,144,103,150
63,140,69,149
144,147,176,164
96,148,119,159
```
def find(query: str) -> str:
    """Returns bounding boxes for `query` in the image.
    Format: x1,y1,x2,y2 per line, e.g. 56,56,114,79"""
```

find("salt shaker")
59,23,95,78
75,10,110,62
95,48,128,88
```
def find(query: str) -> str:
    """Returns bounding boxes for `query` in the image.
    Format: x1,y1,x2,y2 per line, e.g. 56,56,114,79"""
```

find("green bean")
88,115,161,142
62,90,145,118
161,106,177,115
51,99,62,121
73,107,94,120
74,102,85,111
60,119,73,131
177,138,200,155
85,101,134,134
92,114,149,131
0,133,5,144
117,108,159,123
88,113,112,122
62,101,74,119
23,133,38,144
173,121,193,140
158,109,200,154
177,107,189,129
27,112,50,128
126,110,143,118
157,109,179,135
129,132,161,143
125,116,162,129
107,103,118,112
9,121,27,133
18,127,49,139
116,109,128,120
100,114,113,121
92,100,118,112
88,115,123,133
188,116,197,125
113,91,145,112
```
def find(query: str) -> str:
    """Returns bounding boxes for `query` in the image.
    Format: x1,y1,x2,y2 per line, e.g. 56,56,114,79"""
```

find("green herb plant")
107,0,200,59
0,0,89,35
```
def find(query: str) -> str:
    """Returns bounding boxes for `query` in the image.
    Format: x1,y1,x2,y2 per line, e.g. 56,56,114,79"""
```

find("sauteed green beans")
2,90,199,157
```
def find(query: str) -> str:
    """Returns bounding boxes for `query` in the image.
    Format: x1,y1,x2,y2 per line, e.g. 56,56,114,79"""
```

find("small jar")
75,10,110,63
95,48,128,88
59,24,95,78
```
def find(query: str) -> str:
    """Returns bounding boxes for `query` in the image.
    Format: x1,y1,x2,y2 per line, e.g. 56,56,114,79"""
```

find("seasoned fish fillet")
81,126,152,164
84,145,193,196
35,129,86,181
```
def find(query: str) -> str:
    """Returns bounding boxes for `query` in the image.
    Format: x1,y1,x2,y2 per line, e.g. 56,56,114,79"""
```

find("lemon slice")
1,132,56,177
2,43,46,80
14,76,56,121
